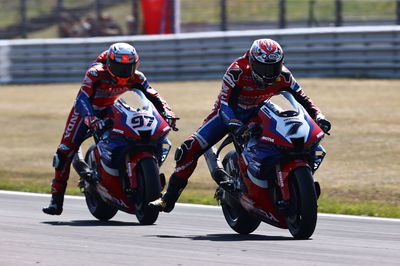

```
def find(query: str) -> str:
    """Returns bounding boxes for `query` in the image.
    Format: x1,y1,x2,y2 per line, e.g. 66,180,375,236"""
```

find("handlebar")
83,118,114,144
163,115,180,131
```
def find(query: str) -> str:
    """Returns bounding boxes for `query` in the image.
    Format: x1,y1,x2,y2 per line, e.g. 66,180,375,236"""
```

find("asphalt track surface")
1,190,399,266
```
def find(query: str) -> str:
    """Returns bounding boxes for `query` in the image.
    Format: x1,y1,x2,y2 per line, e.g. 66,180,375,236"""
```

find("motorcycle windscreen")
265,92,300,117
118,89,150,112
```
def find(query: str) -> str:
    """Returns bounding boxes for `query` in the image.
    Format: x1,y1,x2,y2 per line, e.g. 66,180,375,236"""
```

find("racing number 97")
131,115,154,128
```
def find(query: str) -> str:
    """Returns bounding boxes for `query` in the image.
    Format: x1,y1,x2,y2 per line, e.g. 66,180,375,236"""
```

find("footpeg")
219,179,235,192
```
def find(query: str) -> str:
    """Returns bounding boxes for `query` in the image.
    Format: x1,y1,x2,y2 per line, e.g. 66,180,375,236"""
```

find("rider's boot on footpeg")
149,174,187,213
213,168,235,192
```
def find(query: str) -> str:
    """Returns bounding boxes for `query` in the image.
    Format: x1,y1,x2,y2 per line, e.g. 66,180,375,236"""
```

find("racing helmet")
249,39,284,86
106,42,139,83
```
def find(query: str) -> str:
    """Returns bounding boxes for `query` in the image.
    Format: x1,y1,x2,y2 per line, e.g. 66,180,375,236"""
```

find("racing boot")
42,179,66,215
149,174,187,213
42,193,64,215
212,168,235,192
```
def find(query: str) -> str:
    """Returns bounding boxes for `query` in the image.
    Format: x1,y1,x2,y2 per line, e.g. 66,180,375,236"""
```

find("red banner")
141,0,174,34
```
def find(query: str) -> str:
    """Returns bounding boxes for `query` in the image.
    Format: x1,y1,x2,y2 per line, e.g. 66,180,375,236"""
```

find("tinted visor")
251,59,283,83
108,60,136,78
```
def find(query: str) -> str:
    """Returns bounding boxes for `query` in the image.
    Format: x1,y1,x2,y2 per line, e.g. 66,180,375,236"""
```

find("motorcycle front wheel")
221,150,261,234
84,145,118,221
285,166,318,239
134,157,161,225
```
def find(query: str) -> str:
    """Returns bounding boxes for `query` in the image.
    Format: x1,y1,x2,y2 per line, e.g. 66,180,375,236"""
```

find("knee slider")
53,150,67,171
174,146,185,165
174,139,195,165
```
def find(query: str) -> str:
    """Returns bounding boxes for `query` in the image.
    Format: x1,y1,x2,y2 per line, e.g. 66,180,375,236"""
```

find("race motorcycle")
73,89,178,225
204,91,326,239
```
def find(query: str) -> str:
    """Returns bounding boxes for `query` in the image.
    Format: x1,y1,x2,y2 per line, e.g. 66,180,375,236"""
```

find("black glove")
316,115,331,134
162,112,179,131
228,120,250,144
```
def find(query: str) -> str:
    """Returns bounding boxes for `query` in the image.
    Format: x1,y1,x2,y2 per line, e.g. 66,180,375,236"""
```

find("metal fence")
0,25,399,84
1,0,400,39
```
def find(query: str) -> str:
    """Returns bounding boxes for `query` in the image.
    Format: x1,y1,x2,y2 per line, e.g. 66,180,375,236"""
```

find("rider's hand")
166,117,176,128
228,120,250,144
84,116,105,131
316,114,331,134
162,112,178,130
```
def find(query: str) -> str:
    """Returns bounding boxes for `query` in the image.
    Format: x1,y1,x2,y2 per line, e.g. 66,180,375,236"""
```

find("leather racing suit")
50,51,174,198
155,50,325,212
174,51,321,180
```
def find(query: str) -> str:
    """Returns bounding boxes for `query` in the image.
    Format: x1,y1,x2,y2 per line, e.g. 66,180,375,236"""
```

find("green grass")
176,191,400,218
318,196,400,218
1,79,400,219
4,182,398,218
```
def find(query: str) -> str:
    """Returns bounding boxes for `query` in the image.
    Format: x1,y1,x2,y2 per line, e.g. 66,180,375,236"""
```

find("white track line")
1,190,399,222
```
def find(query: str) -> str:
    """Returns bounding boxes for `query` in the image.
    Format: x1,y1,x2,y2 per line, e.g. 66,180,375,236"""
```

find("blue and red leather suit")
173,51,322,180
51,51,174,195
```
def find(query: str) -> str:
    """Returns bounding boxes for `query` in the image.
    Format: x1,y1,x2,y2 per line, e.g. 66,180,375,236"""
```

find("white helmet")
249,39,284,85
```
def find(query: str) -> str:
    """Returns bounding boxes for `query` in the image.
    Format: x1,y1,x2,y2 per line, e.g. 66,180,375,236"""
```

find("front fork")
275,160,321,212
125,152,156,198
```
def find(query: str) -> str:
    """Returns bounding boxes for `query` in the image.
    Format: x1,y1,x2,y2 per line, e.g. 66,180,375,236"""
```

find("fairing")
89,89,171,215
241,91,324,190
258,91,323,148
111,89,171,140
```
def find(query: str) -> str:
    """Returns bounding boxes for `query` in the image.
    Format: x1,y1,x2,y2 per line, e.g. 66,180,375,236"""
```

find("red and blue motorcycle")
73,89,178,225
205,91,326,239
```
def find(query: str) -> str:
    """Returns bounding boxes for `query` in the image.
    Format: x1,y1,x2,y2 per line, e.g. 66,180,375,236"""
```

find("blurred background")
0,0,399,39
0,0,399,217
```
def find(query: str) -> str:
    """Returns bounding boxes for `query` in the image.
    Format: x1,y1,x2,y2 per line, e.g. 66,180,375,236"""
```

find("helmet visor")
251,60,283,83
108,60,136,78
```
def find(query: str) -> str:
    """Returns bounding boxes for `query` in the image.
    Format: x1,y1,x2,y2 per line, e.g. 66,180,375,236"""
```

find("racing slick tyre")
285,166,318,239
135,157,161,225
221,150,261,234
84,145,118,221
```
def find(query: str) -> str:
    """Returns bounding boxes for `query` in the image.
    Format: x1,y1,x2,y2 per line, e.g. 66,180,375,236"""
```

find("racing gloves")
83,116,113,131
316,114,331,134
162,112,179,131
228,119,251,144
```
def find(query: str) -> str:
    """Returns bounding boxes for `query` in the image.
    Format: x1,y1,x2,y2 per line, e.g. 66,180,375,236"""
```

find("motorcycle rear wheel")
84,145,118,221
221,150,261,234
286,167,318,239
84,190,118,221
134,157,161,225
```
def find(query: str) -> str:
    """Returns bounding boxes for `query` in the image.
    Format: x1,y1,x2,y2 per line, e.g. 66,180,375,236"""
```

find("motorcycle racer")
150,38,331,213
43,42,175,215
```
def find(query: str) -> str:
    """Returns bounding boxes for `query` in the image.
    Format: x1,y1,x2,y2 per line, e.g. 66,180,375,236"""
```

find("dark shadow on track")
150,233,296,241
41,220,142,227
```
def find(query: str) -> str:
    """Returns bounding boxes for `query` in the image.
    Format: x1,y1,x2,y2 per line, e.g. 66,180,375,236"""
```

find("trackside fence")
0,25,399,84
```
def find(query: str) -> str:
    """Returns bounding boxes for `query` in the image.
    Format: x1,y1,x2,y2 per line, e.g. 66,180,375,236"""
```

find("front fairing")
242,92,324,186
258,91,324,149
110,89,171,142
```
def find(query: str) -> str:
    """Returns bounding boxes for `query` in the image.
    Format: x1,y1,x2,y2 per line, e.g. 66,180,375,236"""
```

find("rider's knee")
53,144,73,170
174,138,199,165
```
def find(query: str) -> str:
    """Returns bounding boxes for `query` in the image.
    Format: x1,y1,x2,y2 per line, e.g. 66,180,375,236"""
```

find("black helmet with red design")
106,42,139,84
249,39,284,86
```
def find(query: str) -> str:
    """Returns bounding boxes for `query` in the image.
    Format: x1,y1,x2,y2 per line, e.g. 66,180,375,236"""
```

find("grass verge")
1,79,399,219
177,190,400,218
3,182,399,218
